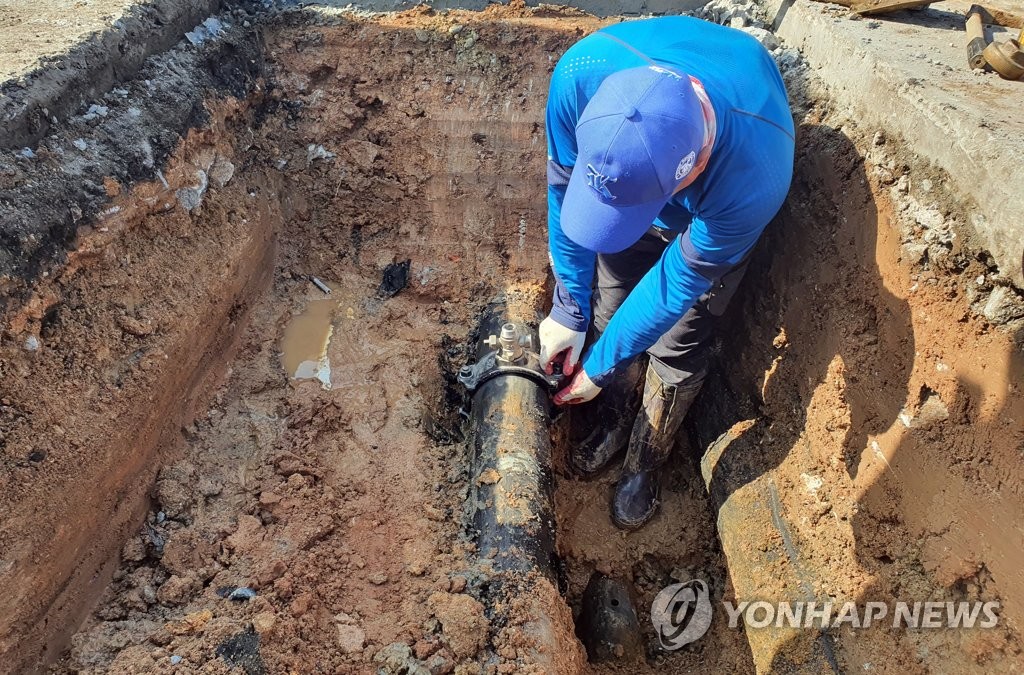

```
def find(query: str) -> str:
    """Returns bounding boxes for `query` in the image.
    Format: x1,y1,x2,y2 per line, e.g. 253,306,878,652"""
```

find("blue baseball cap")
562,65,705,254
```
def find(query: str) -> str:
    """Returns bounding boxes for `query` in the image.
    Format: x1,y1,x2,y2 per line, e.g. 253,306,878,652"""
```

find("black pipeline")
461,303,558,579
458,301,583,671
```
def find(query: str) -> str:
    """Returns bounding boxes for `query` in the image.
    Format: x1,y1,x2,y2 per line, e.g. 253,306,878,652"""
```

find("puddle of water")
281,282,341,389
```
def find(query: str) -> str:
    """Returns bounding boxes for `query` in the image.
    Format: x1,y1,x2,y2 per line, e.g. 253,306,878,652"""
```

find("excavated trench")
1,4,1022,675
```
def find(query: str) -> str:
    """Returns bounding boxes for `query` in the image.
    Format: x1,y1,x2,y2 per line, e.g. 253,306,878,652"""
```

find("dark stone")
215,627,265,675
377,259,411,299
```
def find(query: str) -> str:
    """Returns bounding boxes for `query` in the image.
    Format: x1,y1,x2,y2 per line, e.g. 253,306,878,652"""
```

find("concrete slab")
765,0,1024,287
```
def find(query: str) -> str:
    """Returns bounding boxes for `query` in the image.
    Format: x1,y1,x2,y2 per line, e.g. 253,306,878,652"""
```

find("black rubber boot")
568,357,645,477
612,365,701,530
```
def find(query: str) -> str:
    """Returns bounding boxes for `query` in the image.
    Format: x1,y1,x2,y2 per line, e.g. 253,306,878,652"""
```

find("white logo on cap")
586,163,617,200
675,151,696,181
649,65,683,80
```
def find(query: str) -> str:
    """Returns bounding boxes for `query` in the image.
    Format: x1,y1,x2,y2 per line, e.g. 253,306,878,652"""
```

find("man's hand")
539,315,586,375
553,368,602,405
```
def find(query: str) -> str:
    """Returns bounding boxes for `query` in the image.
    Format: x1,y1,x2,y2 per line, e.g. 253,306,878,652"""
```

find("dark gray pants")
591,228,750,390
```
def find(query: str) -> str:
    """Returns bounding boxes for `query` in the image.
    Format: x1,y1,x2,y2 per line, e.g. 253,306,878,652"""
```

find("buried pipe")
460,307,559,576
458,300,585,672
700,419,842,674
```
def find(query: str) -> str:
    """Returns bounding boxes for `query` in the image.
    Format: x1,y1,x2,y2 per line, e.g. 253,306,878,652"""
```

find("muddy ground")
695,55,1024,671
1,1,1022,674
0,6,752,674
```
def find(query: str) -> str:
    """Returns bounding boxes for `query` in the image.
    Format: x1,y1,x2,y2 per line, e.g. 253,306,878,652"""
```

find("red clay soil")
18,7,749,674
2,3,1020,675
708,94,1024,671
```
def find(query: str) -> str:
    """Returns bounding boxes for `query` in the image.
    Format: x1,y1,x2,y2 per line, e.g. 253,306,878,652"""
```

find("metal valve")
484,322,528,364
459,319,562,392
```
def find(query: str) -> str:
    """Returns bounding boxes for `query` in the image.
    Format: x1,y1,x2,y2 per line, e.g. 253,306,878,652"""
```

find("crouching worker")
540,17,795,529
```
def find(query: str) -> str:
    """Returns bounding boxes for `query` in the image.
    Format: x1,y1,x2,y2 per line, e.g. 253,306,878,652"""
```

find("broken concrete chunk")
374,643,430,674
306,144,335,165
336,623,366,654
185,17,225,45
82,104,109,121
208,155,235,188
901,241,929,265
740,26,779,51
774,47,801,70
176,170,208,211
426,651,454,675
982,286,1024,325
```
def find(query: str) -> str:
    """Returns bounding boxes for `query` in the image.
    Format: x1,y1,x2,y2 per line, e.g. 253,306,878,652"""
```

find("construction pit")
1,0,1023,673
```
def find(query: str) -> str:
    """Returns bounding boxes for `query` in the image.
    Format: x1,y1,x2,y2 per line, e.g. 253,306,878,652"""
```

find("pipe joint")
459,322,562,392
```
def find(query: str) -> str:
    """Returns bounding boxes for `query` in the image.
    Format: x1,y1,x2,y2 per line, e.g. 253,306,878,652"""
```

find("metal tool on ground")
309,275,331,295
965,4,1024,79
967,4,991,68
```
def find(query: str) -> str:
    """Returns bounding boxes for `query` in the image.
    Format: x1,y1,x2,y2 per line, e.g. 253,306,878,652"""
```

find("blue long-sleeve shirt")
546,17,795,385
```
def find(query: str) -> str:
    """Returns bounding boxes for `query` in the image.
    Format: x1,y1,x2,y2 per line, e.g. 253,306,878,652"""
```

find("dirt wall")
24,8,597,674
3,1,1021,673
0,102,284,670
694,61,1024,671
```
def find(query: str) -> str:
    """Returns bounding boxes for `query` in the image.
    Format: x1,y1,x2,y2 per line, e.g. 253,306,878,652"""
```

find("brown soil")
701,71,1024,671
2,2,1022,674
12,7,751,674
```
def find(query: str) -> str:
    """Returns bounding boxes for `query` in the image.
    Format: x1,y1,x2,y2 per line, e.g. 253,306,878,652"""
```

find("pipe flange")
458,350,563,392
